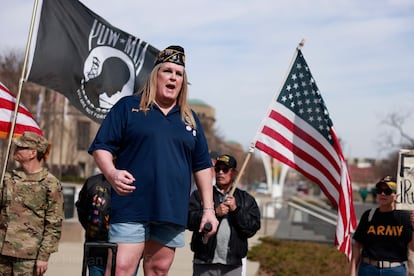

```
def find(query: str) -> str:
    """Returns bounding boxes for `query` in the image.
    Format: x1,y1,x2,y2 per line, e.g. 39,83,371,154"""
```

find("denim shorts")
109,222,185,248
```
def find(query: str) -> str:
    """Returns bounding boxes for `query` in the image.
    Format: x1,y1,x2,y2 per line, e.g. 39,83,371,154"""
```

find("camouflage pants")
0,254,36,276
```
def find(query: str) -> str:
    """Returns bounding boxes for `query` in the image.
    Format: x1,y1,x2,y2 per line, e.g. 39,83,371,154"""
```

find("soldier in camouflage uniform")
0,131,64,275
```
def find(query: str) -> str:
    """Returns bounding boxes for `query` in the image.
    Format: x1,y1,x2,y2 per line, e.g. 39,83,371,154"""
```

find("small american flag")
254,47,356,260
0,82,43,138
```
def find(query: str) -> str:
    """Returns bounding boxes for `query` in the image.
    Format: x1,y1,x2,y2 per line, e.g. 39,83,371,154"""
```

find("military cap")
154,45,185,67
13,131,49,153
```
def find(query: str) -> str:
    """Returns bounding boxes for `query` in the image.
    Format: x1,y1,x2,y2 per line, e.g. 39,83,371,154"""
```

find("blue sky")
1,0,413,159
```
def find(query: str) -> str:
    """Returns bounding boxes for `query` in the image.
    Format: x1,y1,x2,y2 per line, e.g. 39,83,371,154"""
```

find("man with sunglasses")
188,154,261,275
351,176,414,276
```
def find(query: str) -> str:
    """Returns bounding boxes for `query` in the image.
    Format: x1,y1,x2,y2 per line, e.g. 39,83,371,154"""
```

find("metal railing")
259,195,338,242
288,196,337,225
261,197,283,235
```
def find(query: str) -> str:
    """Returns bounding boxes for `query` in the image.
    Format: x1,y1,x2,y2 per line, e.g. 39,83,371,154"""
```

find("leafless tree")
377,111,414,177
378,111,414,151
0,50,24,167
0,50,24,94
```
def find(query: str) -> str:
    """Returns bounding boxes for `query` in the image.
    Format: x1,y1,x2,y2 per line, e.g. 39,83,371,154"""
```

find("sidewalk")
46,217,279,276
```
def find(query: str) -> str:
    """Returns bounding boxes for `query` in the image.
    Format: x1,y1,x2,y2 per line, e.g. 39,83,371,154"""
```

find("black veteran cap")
13,131,49,153
216,154,237,169
154,45,185,67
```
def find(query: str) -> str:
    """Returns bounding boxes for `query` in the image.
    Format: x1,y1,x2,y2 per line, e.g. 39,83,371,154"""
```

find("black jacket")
187,187,261,265
76,174,111,263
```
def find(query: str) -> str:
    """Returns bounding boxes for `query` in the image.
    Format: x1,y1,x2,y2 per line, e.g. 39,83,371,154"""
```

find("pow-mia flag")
26,0,159,123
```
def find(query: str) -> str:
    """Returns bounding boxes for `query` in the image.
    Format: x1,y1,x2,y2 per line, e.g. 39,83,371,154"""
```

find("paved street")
45,190,380,275
46,214,279,276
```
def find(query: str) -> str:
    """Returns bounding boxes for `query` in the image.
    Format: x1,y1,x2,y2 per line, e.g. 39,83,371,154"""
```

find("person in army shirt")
351,176,414,276
0,131,64,275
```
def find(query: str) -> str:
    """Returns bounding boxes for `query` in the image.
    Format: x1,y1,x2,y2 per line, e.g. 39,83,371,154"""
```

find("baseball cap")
216,154,237,169
375,176,397,192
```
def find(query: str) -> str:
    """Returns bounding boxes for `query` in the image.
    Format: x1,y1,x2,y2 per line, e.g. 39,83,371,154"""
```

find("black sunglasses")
16,146,30,150
214,167,230,173
375,187,393,195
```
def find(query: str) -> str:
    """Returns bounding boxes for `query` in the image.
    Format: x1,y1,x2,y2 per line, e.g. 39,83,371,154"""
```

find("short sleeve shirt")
88,95,211,226
353,208,412,262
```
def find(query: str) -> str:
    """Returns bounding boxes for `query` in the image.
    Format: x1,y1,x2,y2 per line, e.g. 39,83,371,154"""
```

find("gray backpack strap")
368,207,376,222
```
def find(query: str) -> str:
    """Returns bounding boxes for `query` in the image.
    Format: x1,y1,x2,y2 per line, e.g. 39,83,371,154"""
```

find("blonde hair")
138,63,196,129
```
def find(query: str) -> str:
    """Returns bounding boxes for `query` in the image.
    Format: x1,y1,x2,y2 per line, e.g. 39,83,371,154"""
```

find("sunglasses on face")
214,167,230,173
375,187,393,195
16,146,30,150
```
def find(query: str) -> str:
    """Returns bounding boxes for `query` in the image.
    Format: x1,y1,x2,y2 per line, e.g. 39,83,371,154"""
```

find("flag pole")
232,38,306,196
297,38,306,50
229,143,255,196
252,38,305,146
0,0,40,184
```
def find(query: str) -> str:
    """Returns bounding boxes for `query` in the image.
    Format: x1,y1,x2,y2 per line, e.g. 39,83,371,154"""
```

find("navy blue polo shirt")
88,95,211,227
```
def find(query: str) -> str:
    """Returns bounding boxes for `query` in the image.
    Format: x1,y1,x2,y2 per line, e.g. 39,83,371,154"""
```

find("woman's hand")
108,169,136,196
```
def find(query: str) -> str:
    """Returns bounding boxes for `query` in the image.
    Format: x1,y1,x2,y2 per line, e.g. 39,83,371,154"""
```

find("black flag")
26,0,159,123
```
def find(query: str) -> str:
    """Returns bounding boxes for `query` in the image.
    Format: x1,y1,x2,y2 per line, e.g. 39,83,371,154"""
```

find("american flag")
254,48,356,260
0,82,43,138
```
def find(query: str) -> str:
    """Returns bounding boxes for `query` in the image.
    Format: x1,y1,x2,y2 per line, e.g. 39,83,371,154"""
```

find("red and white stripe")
0,82,43,138
254,102,356,260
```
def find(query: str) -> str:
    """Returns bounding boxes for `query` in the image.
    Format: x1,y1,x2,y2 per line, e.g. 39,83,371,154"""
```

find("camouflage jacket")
0,168,64,261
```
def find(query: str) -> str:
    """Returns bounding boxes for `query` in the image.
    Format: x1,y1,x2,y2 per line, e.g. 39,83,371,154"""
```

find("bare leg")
143,239,176,276
105,243,144,276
